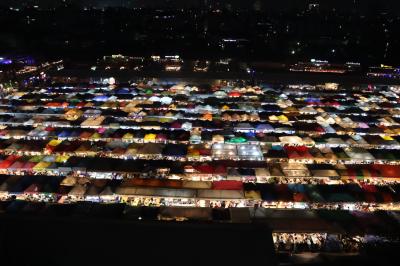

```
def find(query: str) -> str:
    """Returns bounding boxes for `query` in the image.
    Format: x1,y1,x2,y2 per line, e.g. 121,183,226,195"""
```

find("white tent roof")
255,168,270,177
344,148,375,160
311,169,339,178
182,181,212,189
279,136,303,144
326,138,347,145
116,187,196,198
280,163,308,170
160,96,173,104
68,184,87,196
148,96,161,102
197,189,244,199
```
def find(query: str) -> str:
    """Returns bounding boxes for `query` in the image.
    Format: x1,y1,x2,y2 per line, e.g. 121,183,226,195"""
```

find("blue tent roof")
93,95,109,102
256,124,274,131
58,130,71,138
116,88,130,94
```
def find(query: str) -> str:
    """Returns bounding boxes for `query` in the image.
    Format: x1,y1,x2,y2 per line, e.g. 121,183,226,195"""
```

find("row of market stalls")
2,151,400,183
4,83,400,137
1,174,400,211
0,139,264,160
2,112,400,136
2,153,400,182
10,82,399,114
4,137,400,166
4,125,400,151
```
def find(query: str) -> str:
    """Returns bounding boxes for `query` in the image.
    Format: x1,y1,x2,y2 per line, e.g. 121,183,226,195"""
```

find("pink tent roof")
8,161,25,170
170,121,182,129
22,161,37,170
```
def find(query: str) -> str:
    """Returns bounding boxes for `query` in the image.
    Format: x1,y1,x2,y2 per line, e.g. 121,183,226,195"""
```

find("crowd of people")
271,176,399,186
273,233,364,253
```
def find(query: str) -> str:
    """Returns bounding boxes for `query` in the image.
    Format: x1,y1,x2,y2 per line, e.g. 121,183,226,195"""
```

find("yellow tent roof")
144,133,156,140
381,135,394,141
60,176,77,186
188,149,200,156
212,135,224,142
91,132,101,139
160,118,173,123
277,115,289,122
55,155,70,163
284,106,298,113
123,133,134,139
47,139,62,147
33,161,52,170
244,190,261,200
383,128,394,134
65,109,83,119
268,115,278,121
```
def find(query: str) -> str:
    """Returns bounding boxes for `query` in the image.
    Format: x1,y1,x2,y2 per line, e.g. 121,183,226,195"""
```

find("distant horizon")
1,0,400,12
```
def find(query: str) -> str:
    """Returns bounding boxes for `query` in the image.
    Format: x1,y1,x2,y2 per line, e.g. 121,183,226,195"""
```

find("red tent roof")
194,165,214,174
214,165,227,175
362,184,378,193
212,180,243,190
170,121,182,129
5,155,21,161
0,160,14,169
228,91,241,97
372,165,400,178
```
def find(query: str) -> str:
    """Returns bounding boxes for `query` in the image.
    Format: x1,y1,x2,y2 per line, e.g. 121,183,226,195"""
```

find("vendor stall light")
213,144,222,149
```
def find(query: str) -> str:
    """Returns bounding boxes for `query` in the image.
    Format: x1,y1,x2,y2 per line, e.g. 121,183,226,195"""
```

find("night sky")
1,0,400,12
